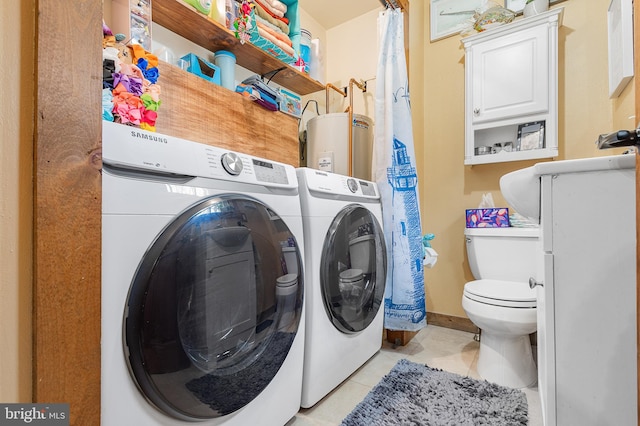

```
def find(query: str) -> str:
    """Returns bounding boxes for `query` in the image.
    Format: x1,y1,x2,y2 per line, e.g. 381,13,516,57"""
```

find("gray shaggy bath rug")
341,359,528,426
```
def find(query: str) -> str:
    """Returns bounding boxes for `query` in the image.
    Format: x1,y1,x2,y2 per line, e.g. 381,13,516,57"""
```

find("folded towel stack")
254,0,289,29
508,212,539,228
246,0,300,64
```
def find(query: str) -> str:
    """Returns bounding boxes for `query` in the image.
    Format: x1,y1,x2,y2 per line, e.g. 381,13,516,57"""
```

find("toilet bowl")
276,273,298,330
338,268,365,301
462,227,539,388
338,268,365,326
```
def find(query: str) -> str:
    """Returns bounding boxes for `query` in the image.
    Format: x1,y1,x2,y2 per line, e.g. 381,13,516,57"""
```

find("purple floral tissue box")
465,208,510,228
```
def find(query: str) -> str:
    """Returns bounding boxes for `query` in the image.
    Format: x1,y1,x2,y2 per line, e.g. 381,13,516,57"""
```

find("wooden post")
34,2,103,424
386,330,418,347
633,0,640,421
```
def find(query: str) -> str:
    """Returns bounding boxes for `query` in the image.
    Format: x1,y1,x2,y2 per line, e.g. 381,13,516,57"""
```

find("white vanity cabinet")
462,9,563,165
501,155,637,425
537,156,637,426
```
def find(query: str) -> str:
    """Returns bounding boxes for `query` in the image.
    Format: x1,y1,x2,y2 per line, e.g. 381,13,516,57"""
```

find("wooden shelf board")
153,0,325,95
156,60,300,166
465,148,557,165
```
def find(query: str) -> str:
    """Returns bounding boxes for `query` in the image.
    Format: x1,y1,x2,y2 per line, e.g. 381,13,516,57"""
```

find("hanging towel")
373,8,426,331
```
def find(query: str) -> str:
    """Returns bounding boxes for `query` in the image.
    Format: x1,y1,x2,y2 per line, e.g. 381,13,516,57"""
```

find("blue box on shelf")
465,208,510,228
278,88,302,118
180,53,221,85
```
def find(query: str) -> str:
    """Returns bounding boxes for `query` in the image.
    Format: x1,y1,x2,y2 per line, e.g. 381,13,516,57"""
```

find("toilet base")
477,331,537,389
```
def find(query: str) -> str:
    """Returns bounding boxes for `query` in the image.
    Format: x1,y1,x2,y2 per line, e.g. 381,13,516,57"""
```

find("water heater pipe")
325,83,346,114
347,78,367,176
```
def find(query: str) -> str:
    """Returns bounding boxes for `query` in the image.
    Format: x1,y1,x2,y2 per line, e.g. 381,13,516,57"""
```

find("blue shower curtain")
373,8,426,331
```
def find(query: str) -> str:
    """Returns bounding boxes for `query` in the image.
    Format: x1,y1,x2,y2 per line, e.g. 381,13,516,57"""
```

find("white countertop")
534,154,635,176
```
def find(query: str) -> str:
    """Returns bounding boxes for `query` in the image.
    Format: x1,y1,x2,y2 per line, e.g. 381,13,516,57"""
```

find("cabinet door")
470,24,549,124
539,176,556,426
549,170,637,426
539,253,556,426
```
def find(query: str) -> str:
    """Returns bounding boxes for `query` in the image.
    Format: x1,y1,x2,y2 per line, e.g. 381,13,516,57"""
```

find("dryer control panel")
297,167,380,201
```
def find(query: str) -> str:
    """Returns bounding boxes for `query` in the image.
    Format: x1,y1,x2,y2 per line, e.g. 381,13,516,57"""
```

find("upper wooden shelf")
153,0,325,95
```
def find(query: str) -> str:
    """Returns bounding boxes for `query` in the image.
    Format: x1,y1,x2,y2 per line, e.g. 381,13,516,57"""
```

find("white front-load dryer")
101,121,305,425
295,168,386,408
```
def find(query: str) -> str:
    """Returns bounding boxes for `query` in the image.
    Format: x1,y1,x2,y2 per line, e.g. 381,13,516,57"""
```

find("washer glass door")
320,204,386,333
124,195,303,421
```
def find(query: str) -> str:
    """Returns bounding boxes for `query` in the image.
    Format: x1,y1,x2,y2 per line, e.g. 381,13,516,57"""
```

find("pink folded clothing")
254,0,288,23
255,14,285,35
253,0,289,34
257,21,292,47
257,26,295,57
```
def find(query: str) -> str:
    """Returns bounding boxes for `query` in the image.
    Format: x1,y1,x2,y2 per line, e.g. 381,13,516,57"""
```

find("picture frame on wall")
504,0,568,15
504,0,526,13
517,121,546,151
430,0,568,41
607,0,634,98
430,0,483,42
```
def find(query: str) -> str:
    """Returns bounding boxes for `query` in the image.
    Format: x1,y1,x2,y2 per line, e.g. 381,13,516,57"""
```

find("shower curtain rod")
379,0,401,10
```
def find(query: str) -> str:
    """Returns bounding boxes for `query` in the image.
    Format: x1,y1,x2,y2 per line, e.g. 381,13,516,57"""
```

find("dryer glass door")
124,195,303,421
320,204,386,334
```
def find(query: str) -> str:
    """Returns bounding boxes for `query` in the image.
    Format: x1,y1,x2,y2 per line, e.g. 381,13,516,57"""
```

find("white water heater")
307,113,373,180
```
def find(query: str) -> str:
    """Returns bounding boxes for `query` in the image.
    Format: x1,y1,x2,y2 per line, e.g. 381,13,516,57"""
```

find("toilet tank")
465,227,539,282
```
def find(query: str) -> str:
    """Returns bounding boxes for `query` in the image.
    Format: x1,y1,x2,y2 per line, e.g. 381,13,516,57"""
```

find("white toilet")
462,227,539,389
337,232,376,302
282,246,299,276
276,274,298,330
349,234,375,273
276,246,300,330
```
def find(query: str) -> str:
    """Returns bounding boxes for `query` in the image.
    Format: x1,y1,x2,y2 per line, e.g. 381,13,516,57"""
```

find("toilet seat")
464,279,536,308
339,269,364,283
276,273,298,288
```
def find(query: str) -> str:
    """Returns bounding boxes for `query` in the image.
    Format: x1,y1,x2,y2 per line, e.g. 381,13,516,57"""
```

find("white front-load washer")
295,168,386,408
101,121,305,425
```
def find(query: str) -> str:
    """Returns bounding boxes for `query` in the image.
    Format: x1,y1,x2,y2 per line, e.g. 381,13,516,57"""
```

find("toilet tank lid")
464,227,539,238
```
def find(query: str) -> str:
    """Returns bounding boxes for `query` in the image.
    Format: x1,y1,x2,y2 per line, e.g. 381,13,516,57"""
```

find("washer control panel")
102,121,296,189
346,178,358,193
252,159,289,184
221,152,243,175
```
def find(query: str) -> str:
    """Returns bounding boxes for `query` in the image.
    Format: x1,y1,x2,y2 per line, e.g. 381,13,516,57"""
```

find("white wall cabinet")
462,9,563,165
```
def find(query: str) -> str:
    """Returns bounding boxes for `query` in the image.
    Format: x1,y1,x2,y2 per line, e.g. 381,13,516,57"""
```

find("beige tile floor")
287,324,542,426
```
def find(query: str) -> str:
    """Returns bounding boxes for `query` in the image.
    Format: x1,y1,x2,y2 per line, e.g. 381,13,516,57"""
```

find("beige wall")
299,8,380,123
421,0,634,317
0,0,636,399
0,1,34,402
309,0,635,319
